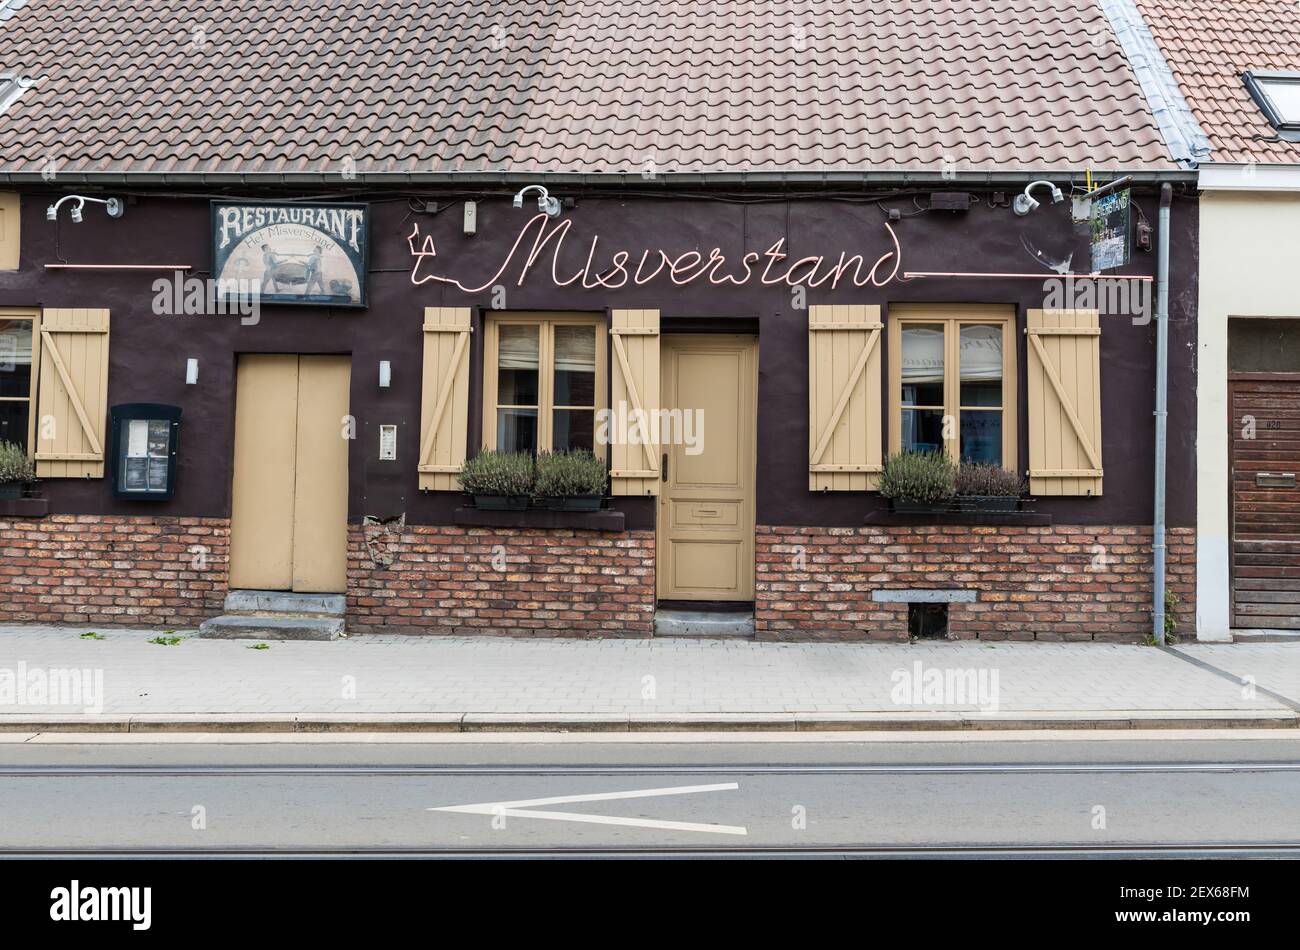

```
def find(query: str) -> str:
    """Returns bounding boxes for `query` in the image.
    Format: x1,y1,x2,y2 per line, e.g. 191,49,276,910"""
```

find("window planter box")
542,495,604,512
889,499,955,514
471,494,531,511
454,506,625,532
956,495,1022,513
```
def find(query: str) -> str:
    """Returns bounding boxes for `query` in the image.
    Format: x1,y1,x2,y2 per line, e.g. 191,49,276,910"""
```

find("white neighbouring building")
1134,0,1300,640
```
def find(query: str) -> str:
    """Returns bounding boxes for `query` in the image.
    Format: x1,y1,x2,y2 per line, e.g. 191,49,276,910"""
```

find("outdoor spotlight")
45,194,126,223
1013,181,1065,216
511,185,561,217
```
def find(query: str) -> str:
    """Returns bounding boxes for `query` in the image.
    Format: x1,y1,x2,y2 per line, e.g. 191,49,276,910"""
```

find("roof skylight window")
1244,70,1300,137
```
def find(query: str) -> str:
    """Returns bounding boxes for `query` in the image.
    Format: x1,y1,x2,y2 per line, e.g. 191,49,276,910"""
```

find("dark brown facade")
0,184,1199,639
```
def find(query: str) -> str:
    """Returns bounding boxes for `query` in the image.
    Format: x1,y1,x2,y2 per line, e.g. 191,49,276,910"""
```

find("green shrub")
534,450,608,497
456,451,535,496
955,462,1025,497
0,441,34,483
878,450,956,502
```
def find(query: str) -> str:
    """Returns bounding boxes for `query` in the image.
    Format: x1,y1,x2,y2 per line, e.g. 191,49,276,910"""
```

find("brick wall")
1,515,1197,643
0,514,229,627
755,525,1196,642
347,522,656,636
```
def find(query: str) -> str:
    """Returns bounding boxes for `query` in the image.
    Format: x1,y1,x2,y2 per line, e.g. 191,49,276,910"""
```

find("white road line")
430,782,747,835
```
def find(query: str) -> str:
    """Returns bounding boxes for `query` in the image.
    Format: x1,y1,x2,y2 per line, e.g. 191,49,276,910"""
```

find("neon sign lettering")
407,213,901,293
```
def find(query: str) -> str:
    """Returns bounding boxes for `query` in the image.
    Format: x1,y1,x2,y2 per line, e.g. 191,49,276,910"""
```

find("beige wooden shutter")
1026,309,1103,496
808,305,883,490
418,307,472,491
609,309,660,496
35,308,109,478
0,192,19,270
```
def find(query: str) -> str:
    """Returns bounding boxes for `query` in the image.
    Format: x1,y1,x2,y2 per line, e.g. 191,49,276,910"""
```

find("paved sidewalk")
0,624,1298,732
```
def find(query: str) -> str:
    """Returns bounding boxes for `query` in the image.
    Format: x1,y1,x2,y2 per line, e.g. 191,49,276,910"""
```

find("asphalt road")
2,731,1299,856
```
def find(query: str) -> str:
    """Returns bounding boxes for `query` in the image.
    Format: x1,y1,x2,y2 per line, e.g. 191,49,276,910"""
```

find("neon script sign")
407,213,902,293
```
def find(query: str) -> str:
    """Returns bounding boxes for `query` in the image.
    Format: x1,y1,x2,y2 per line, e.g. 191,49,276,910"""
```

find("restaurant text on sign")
407,213,903,293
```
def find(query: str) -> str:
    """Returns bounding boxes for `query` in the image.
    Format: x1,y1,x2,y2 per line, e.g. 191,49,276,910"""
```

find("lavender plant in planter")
0,441,34,501
879,450,956,514
535,449,608,511
457,451,535,511
955,462,1026,512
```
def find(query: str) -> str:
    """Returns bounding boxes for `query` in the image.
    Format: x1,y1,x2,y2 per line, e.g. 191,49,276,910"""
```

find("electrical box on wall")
109,404,181,500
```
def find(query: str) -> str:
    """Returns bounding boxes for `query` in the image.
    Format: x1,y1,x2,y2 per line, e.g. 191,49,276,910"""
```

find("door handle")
662,452,668,481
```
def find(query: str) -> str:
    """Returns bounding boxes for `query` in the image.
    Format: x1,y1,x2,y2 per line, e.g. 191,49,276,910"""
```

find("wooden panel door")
657,335,757,601
1230,376,1300,629
229,354,351,593
230,355,299,590
292,356,351,592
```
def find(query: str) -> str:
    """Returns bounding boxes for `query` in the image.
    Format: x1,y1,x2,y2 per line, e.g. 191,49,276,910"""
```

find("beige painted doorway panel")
657,334,758,601
229,354,351,593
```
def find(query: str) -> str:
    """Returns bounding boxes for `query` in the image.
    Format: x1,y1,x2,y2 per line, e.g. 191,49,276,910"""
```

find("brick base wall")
1,515,1196,643
755,525,1195,642
0,515,229,627
347,522,656,636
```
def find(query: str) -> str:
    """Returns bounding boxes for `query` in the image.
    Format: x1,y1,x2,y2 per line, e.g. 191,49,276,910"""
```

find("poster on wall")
1089,189,1131,272
211,201,369,308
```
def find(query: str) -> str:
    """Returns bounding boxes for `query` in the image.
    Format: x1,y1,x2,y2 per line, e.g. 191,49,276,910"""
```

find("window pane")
960,324,1002,407
960,410,1002,465
0,319,33,398
554,324,596,406
901,408,946,453
497,324,539,405
553,409,595,452
496,408,538,454
0,399,29,450
901,324,944,406
1259,78,1300,124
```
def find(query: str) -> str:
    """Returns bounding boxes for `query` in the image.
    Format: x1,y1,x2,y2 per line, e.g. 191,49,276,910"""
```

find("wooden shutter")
35,308,109,478
808,305,883,490
1026,309,1103,496
0,192,18,270
418,307,472,491
609,309,660,496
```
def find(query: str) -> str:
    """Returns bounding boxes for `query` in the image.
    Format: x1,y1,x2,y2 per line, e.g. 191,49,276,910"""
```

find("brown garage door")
1230,376,1300,629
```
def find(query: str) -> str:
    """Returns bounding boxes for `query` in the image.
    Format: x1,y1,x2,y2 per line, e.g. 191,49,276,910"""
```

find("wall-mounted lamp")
378,360,392,388
512,185,561,217
46,194,125,223
185,358,198,385
1012,181,1064,216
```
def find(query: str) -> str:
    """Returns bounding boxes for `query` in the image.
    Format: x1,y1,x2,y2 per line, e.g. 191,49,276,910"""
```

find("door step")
654,608,754,638
198,589,346,641
1232,628,1300,643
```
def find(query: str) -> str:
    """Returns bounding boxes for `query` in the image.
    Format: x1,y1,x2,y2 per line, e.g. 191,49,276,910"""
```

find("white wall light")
379,360,392,388
185,358,198,385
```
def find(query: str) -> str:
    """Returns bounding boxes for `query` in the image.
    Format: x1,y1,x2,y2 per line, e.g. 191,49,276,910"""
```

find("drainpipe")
1152,183,1173,645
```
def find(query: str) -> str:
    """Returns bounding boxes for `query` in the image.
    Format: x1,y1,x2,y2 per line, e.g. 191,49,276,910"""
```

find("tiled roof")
0,0,1175,176
1136,0,1300,163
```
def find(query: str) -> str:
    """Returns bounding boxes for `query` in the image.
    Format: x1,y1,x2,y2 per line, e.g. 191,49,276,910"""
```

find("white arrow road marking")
430,782,747,836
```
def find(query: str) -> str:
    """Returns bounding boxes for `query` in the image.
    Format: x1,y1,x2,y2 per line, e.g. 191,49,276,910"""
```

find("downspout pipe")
1153,183,1173,644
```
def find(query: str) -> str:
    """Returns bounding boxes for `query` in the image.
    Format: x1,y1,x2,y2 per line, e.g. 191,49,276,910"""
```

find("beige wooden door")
229,355,351,593
657,335,758,601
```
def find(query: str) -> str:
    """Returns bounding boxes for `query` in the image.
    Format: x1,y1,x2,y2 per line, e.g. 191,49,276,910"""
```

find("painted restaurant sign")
407,213,902,293
212,201,370,307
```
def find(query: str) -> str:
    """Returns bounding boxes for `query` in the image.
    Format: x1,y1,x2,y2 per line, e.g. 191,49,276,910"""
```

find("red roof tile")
0,0,1176,176
1136,0,1300,163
